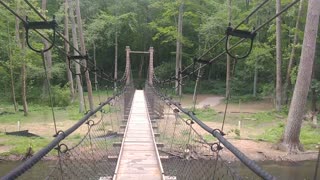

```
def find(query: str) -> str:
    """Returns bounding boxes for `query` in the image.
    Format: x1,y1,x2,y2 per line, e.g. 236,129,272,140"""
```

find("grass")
227,95,262,103
0,103,82,124
203,134,217,142
193,108,218,122
256,122,320,150
300,125,320,149
0,90,119,157
256,122,285,143
190,106,319,151
238,111,285,127
0,133,53,156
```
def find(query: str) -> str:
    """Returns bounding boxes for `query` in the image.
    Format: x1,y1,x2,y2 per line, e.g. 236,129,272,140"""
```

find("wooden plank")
115,90,163,180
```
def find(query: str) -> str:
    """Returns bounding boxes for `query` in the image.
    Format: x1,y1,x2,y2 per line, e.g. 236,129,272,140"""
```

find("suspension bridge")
2,0,319,179
1,45,275,180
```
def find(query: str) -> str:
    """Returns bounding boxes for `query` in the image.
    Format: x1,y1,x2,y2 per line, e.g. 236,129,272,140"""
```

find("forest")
0,0,320,171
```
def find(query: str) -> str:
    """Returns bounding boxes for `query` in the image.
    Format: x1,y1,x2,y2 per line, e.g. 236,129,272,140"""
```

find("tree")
7,18,18,111
15,0,28,116
226,0,231,98
281,0,320,153
75,0,95,111
64,0,75,102
275,0,282,111
283,0,304,104
68,0,85,112
175,1,184,96
41,0,53,97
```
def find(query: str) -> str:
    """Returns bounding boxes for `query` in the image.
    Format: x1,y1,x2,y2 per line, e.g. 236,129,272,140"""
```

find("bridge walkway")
114,90,164,180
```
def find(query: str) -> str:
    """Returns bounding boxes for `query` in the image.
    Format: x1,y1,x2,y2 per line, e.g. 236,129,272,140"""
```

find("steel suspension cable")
179,0,270,75
0,0,118,83
150,85,275,180
1,88,127,180
41,51,58,134
180,0,300,81
23,0,115,80
156,0,300,83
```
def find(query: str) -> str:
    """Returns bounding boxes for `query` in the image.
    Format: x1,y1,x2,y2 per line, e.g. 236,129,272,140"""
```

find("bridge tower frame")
125,46,154,85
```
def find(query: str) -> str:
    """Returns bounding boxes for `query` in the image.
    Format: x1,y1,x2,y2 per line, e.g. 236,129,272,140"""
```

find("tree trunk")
21,56,28,116
7,19,18,112
15,2,28,116
75,0,94,111
226,0,232,98
311,60,317,113
192,64,203,110
64,0,75,102
114,32,118,92
284,0,304,104
175,2,184,96
41,0,52,96
93,43,98,91
139,56,144,79
282,0,320,154
69,0,85,113
253,58,258,97
275,0,282,111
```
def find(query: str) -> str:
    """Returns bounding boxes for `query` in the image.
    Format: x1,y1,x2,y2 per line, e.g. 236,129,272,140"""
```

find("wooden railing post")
149,47,154,85
126,46,131,85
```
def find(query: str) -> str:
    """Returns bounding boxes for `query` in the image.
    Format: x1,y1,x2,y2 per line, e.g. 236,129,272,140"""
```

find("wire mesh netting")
145,83,272,180
7,85,135,180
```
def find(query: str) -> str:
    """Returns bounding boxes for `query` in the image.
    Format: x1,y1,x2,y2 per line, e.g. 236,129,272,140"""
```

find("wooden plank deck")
114,90,164,180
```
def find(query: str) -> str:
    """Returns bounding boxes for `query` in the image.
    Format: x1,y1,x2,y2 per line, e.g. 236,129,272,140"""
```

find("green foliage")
154,62,176,79
52,85,71,107
193,108,218,122
290,66,299,85
183,80,226,95
311,79,320,98
260,83,274,97
86,11,137,46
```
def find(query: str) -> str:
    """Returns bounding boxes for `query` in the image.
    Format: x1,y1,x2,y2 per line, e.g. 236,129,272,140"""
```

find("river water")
0,160,318,179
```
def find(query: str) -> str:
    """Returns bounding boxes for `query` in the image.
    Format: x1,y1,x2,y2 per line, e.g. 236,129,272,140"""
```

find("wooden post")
149,47,154,85
126,46,131,85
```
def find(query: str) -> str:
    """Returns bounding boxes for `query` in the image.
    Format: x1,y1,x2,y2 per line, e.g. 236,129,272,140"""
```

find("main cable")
180,0,270,75
0,0,118,83
158,0,299,83
23,0,113,80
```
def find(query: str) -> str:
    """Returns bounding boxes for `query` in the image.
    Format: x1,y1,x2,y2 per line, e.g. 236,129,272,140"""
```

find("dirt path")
196,96,224,108
191,95,274,113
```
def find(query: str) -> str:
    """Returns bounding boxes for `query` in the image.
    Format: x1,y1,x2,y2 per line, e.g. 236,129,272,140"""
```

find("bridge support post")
149,47,154,85
125,46,131,85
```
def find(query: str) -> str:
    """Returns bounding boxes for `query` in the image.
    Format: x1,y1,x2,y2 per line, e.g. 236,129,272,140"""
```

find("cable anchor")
225,26,256,59
25,16,57,53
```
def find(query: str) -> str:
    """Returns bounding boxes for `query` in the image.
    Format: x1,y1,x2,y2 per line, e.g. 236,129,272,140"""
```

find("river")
0,160,318,179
